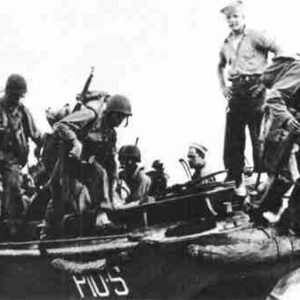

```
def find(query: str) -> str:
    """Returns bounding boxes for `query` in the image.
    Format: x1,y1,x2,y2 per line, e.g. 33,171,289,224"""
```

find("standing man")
0,74,43,238
217,0,281,196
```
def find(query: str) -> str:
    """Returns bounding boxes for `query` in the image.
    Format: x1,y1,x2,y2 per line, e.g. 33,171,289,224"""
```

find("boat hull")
1,225,300,300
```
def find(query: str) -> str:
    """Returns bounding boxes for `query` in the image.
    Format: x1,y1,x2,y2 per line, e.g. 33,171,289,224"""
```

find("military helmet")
105,94,132,116
152,159,163,170
5,74,27,94
118,145,141,162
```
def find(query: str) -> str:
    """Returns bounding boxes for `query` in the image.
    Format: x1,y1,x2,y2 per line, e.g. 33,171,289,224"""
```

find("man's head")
152,160,164,172
5,74,27,105
220,1,245,33
118,145,141,170
187,143,207,170
105,94,132,128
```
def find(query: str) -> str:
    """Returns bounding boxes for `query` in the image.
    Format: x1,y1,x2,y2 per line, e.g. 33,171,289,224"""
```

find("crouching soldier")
0,74,43,238
252,54,300,234
43,94,132,238
117,145,152,206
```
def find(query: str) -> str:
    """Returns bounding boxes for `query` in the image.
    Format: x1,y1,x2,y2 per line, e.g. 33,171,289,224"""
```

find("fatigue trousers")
289,178,300,228
223,80,265,182
0,159,23,227
45,153,111,233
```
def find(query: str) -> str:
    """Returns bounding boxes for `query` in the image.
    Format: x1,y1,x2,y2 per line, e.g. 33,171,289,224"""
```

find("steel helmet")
118,145,141,162
105,94,132,116
5,74,27,94
152,160,164,170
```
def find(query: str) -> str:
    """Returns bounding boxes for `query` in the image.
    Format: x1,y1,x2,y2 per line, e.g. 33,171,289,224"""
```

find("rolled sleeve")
259,31,282,55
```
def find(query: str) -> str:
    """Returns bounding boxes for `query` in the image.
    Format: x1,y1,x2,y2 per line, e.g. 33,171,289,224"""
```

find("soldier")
0,74,43,238
146,160,169,196
117,145,152,205
187,143,215,184
252,54,300,234
31,103,73,187
43,94,132,238
217,0,282,196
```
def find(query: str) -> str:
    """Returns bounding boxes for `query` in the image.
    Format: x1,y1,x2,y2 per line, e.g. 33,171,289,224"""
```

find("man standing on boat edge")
0,74,43,239
217,0,282,196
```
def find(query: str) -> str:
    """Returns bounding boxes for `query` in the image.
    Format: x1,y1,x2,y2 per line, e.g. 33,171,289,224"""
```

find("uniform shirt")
54,105,117,178
191,164,215,185
54,105,97,144
262,56,300,125
220,28,281,77
146,169,168,196
120,166,151,203
83,118,117,165
260,56,300,173
0,98,43,165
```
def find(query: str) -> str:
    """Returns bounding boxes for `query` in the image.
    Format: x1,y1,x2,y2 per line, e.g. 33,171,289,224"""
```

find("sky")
1,0,299,183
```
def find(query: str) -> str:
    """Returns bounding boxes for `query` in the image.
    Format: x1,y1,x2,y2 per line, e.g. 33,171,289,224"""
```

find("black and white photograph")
0,0,300,299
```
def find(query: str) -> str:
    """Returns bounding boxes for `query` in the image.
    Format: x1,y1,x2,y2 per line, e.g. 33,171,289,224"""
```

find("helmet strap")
124,116,129,127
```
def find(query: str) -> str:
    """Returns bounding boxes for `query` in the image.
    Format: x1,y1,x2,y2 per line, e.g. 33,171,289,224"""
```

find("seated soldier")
146,160,169,196
117,145,152,206
187,143,216,184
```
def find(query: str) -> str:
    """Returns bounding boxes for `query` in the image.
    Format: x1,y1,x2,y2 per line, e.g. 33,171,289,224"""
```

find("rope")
51,257,107,274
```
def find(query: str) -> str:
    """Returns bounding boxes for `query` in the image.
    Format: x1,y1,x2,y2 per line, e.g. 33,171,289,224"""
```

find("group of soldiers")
2,0,300,240
0,73,174,239
0,69,211,240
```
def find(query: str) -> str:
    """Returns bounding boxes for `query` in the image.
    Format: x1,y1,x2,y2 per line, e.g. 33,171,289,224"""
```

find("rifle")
76,66,95,104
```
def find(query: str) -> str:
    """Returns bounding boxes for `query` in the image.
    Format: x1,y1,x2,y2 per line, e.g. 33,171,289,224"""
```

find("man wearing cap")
217,0,282,195
0,74,43,238
187,143,215,184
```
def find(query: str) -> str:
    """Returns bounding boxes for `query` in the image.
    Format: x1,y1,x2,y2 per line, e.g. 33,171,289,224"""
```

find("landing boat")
1,173,299,300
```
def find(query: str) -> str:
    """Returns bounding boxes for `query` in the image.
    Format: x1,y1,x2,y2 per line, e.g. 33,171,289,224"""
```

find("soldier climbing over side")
251,54,300,235
0,74,43,239
42,93,133,238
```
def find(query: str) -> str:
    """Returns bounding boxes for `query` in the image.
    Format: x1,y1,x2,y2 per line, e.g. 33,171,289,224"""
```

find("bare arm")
217,52,231,100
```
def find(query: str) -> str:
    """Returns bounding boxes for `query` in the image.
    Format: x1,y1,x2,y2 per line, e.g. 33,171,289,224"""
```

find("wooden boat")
0,173,299,299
